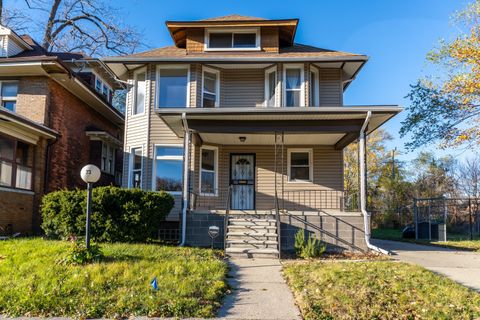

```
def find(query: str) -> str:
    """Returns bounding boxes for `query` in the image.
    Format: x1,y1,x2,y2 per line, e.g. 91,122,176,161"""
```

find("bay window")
0,81,18,112
0,135,33,190
155,145,183,193
200,146,217,195
283,65,305,107
288,149,313,182
133,70,146,114
202,67,219,108
310,66,319,106
264,66,277,107
130,148,142,188
157,66,189,108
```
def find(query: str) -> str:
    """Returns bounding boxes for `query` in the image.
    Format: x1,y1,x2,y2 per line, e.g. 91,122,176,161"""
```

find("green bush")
41,186,174,242
62,241,104,265
294,229,326,259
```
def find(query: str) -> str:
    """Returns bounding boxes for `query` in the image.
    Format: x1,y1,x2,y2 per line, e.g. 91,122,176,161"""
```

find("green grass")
0,238,228,318
284,260,480,320
372,228,480,252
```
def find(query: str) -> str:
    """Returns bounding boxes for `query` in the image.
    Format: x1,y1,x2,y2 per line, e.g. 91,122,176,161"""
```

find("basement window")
205,28,260,51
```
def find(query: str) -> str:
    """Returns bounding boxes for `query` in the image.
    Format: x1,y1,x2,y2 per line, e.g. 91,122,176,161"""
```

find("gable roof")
201,14,267,21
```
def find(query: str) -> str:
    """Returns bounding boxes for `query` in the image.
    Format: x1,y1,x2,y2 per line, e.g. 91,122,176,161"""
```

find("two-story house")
0,26,124,235
105,15,401,257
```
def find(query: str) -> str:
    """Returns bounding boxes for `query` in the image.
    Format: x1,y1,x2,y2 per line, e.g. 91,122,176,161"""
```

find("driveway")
372,239,480,291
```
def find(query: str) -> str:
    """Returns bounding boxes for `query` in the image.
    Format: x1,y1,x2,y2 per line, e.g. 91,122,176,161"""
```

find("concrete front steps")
225,216,280,258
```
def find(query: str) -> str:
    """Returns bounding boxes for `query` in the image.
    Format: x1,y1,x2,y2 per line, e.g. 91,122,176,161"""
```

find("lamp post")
80,164,101,249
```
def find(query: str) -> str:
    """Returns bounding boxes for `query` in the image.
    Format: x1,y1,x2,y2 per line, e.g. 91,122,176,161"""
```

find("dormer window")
205,28,260,51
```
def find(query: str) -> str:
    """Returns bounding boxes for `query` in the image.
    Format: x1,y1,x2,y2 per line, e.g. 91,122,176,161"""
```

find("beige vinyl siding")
220,69,265,107
192,144,343,210
319,68,343,106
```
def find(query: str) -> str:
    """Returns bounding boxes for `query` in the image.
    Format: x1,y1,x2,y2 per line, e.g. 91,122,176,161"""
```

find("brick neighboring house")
0,26,124,235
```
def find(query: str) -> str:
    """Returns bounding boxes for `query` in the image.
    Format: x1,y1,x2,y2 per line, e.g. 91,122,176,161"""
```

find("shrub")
294,229,326,259
41,186,174,242
62,241,104,265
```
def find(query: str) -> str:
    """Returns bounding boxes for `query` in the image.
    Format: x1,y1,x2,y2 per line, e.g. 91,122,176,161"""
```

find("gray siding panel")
220,69,265,108
319,69,343,106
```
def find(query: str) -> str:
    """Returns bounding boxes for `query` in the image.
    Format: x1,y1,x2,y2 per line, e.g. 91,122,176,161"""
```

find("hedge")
41,186,174,242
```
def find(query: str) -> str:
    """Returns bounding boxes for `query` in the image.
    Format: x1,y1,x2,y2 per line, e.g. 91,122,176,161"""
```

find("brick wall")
16,77,49,124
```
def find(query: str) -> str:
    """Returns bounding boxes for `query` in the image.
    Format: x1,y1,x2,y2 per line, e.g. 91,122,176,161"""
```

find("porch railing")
189,188,230,211
282,190,359,212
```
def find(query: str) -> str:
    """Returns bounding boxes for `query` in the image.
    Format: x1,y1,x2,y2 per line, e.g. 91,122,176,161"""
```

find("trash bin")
417,222,446,241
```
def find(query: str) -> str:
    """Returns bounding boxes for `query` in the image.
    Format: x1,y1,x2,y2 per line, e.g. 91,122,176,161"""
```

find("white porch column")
180,114,191,246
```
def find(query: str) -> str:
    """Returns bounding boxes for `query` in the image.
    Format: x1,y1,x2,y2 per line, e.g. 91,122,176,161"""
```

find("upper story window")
202,67,219,108
94,74,113,103
310,66,319,107
157,66,189,108
0,81,18,112
205,28,260,51
283,64,305,107
133,69,146,115
264,66,277,107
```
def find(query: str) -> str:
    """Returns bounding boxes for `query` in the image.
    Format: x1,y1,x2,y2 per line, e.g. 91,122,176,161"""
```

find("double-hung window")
206,28,260,51
133,69,146,114
130,148,142,188
155,145,183,193
157,66,189,108
202,67,219,108
0,135,33,190
310,66,319,106
283,65,305,107
101,143,115,175
0,81,18,112
200,146,217,195
94,75,113,103
264,66,277,107
288,149,313,182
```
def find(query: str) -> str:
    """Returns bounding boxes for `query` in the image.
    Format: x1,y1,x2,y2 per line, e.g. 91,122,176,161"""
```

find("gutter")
359,111,390,255
179,113,191,246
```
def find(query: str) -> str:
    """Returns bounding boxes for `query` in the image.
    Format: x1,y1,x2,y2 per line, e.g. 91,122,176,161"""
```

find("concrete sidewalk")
217,258,301,320
373,239,480,291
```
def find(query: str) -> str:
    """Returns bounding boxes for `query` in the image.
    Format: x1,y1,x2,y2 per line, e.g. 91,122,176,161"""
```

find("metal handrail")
224,185,232,255
274,189,281,259
282,189,359,212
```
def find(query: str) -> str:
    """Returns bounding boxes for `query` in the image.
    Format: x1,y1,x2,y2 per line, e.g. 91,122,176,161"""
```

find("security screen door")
230,154,255,210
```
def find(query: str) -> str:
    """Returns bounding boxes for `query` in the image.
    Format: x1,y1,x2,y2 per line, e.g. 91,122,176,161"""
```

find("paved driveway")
372,239,480,291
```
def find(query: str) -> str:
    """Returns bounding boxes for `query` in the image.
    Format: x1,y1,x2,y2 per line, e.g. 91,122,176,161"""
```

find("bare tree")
0,0,29,32
456,156,480,198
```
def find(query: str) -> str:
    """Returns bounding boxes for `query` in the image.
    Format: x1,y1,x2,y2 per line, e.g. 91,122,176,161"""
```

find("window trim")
0,80,18,112
100,142,116,175
128,146,143,189
204,28,261,51
282,64,305,107
156,64,191,109
0,133,34,191
152,143,184,195
310,66,320,107
287,148,313,183
132,68,147,116
199,145,218,196
201,66,220,108
264,65,278,107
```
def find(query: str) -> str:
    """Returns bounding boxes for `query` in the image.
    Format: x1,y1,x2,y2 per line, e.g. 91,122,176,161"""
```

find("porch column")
358,129,369,236
180,114,191,246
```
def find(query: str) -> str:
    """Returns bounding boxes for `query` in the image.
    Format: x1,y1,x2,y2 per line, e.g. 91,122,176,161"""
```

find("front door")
230,154,255,210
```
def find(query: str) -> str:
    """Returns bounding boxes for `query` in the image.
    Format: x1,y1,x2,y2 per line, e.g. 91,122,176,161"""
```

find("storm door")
230,154,255,210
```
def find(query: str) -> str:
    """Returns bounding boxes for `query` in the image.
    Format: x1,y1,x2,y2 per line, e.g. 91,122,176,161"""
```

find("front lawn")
372,227,480,252
0,238,227,318
284,260,480,320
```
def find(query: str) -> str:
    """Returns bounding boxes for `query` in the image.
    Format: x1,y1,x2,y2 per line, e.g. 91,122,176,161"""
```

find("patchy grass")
372,227,480,252
284,260,480,320
0,238,227,318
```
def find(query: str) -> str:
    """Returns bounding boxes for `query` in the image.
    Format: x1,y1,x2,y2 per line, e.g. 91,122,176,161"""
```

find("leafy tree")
401,0,480,150
410,152,456,198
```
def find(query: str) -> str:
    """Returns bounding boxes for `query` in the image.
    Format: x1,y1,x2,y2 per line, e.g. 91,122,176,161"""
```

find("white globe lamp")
80,164,101,249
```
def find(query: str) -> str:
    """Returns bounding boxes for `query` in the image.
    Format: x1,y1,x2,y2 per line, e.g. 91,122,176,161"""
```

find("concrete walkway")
217,258,301,320
372,239,480,291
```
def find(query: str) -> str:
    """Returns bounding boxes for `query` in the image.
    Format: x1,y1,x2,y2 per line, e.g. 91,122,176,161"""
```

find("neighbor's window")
206,29,259,50
0,81,18,112
157,67,188,108
265,67,277,107
200,146,217,194
130,148,142,188
0,135,33,190
202,68,219,108
284,66,304,107
288,149,312,182
133,70,146,114
94,75,113,103
155,145,183,192
310,67,319,106
101,142,116,175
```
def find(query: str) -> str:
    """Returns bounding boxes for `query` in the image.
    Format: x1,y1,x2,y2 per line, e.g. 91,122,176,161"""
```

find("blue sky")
11,0,473,162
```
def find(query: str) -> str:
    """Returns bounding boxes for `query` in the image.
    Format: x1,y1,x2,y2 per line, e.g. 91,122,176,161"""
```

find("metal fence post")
443,197,447,242
414,198,418,240
428,199,432,241
469,198,473,241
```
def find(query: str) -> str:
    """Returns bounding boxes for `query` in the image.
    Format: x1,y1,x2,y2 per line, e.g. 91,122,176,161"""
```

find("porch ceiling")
199,132,345,145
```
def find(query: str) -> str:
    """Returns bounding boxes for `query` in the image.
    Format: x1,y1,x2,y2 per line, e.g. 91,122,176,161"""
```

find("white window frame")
0,81,18,112
264,66,278,107
199,145,218,196
204,28,261,52
132,68,147,116
94,73,113,100
282,64,305,107
128,146,143,189
156,64,191,108
287,148,313,183
152,144,184,195
101,142,116,175
310,66,320,107
201,66,220,108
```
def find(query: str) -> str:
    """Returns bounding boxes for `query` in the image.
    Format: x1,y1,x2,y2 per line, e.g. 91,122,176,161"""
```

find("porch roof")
156,106,401,149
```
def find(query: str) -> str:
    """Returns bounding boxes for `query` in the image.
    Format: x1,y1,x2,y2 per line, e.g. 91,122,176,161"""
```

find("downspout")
359,111,390,255
179,113,191,246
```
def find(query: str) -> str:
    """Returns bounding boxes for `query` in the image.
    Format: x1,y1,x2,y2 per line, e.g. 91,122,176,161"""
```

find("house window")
0,81,18,112
288,149,313,182
157,67,189,108
283,65,304,107
101,142,115,175
264,67,277,107
155,145,183,193
0,135,33,190
200,146,217,195
202,68,219,108
133,70,146,114
94,75,113,103
310,67,319,106
205,28,260,51
130,148,142,188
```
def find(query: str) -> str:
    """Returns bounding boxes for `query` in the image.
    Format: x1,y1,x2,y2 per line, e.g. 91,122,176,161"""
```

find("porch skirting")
184,210,368,253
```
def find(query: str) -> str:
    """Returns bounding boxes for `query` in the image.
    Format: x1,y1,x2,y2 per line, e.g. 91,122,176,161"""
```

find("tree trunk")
42,0,62,50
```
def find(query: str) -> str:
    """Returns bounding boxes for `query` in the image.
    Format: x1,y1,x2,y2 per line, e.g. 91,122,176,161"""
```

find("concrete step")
229,219,277,226
226,247,279,258
226,239,278,249
227,231,278,237
228,225,277,231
